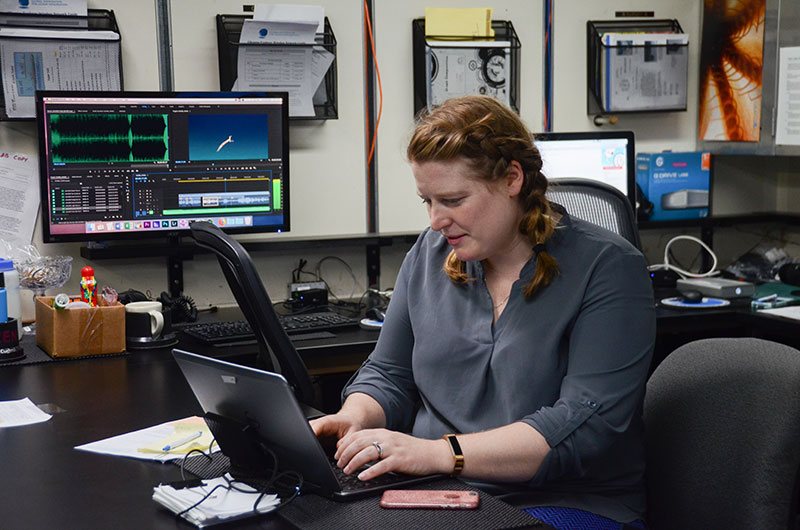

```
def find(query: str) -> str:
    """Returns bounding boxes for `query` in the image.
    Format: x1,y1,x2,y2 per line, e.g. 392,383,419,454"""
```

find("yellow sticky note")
425,7,494,38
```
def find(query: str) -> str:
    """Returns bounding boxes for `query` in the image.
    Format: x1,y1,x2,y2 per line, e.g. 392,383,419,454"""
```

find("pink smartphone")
379,489,480,509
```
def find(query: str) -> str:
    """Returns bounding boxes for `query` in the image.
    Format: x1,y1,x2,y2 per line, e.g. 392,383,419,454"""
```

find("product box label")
636,151,710,221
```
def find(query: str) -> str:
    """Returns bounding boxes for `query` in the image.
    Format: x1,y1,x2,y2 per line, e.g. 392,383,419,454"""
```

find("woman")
311,95,655,528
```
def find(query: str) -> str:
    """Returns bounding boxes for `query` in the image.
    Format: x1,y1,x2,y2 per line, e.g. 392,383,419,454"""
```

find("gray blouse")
344,213,655,522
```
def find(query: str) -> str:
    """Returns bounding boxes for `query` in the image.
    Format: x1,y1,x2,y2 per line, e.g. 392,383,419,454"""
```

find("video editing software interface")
534,132,635,206
37,93,289,242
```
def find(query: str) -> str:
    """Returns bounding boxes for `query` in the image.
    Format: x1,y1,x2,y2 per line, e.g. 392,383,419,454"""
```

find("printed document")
0,29,120,118
0,397,52,428
0,150,39,247
75,416,219,462
776,47,800,145
236,5,331,118
0,0,87,16
236,45,315,117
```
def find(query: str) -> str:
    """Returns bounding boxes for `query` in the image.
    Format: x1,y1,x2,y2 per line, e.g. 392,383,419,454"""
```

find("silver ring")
372,440,383,459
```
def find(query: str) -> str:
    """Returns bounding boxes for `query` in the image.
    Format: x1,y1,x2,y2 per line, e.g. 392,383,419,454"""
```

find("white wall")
170,0,368,239
373,1,544,234
3,0,798,321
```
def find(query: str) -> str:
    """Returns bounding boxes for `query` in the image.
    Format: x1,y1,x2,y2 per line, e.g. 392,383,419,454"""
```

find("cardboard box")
35,297,125,358
636,151,711,221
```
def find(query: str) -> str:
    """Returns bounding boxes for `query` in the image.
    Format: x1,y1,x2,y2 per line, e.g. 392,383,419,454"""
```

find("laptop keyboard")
330,461,411,493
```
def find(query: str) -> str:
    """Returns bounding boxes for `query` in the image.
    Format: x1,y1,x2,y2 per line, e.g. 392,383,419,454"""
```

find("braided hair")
407,96,559,296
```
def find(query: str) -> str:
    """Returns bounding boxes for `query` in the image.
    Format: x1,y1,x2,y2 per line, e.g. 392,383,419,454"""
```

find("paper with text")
0,397,52,428
75,416,219,462
0,150,39,247
0,34,120,118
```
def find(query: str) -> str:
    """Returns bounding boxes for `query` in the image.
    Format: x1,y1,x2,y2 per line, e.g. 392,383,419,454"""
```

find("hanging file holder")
216,14,338,120
587,19,688,115
0,9,122,120
412,18,520,115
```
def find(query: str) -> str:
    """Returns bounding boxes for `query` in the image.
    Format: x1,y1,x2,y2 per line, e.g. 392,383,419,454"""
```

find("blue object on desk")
0,281,6,323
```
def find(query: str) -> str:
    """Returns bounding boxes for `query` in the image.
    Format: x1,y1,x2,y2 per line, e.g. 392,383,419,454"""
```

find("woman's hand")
309,411,364,441
334,428,452,481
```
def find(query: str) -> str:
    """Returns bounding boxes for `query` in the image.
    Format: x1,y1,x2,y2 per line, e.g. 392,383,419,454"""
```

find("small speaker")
778,263,800,287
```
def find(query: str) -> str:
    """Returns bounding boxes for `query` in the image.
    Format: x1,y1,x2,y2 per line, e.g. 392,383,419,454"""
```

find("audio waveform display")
49,113,169,163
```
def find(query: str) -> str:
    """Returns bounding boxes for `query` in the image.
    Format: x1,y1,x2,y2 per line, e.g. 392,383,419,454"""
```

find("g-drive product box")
636,151,711,221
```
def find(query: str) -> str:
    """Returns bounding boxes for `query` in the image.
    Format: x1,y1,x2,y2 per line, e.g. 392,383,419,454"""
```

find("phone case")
379,489,479,509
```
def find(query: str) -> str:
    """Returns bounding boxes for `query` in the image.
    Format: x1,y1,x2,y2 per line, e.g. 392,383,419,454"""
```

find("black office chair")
546,178,641,250
189,221,317,408
643,337,800,529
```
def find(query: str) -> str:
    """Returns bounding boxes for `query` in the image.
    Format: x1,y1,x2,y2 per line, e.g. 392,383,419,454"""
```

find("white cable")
647,234,719,278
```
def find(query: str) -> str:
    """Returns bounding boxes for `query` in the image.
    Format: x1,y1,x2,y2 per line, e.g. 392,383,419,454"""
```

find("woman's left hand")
334,428,452,481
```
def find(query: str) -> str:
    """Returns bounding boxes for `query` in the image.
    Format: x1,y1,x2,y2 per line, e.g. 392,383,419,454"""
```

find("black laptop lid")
172,349,340,495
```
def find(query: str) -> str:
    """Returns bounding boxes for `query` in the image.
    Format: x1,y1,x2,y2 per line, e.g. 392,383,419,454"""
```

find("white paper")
0,0,87,16
253,3,324,31
775,47,800,146
600,36,688,112
0,37,121,118
311,45,333,93
426,41,511,109
0,397,52,428
236,45,314,117
75,416,219,462
239,19,316,44
601,32,688,46
0,151,39,247
759,305,800,320
153,474,279,527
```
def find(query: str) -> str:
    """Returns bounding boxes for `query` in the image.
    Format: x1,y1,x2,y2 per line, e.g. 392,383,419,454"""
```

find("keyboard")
181,311,361,346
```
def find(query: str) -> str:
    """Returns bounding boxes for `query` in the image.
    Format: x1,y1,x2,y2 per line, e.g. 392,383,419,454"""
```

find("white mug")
125,301,164,338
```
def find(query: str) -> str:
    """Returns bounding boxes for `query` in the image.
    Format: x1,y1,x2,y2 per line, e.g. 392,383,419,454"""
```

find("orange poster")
698,0,766,142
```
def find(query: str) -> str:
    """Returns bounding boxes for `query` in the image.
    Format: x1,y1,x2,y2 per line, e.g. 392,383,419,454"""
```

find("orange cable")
363,0,382,166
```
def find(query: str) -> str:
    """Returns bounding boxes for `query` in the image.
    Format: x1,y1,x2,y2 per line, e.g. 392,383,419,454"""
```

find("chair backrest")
189,221,316,407
644,337,800,529
546,178,641,249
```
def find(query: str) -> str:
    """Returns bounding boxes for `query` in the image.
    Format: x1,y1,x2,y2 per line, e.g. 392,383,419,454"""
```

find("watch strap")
442,434,464,476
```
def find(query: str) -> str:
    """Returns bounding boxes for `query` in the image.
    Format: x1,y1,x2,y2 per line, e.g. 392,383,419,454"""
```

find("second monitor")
534,130,636,209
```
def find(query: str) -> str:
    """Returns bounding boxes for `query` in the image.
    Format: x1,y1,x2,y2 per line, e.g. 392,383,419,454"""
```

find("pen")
756,293,778,303
162,430,203,452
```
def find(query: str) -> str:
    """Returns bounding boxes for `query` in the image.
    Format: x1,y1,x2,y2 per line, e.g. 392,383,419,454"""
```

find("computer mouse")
365,306,386,322
679,290,704,303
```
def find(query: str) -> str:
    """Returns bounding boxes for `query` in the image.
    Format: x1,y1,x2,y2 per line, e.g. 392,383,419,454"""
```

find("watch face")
482,52,506,88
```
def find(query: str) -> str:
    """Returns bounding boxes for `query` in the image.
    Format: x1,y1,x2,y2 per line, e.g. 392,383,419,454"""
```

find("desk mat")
176,453,546,530
0,335,129,367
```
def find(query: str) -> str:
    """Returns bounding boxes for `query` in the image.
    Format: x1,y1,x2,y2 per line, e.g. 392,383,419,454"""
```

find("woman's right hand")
310,411,364,441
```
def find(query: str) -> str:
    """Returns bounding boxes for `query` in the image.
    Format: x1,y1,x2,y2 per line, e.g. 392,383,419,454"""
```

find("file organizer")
412,18,520,115
587,19,687,115
216,14,337,120
0,9,122,120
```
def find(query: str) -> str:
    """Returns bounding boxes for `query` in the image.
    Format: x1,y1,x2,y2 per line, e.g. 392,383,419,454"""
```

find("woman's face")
412,158,525,263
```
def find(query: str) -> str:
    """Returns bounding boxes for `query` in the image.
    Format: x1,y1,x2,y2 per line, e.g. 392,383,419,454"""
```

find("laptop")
172,348,439,500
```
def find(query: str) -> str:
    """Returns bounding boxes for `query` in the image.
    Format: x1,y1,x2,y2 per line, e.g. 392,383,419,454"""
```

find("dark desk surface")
0,346,288,529
2,300,798,528
0,333,549,530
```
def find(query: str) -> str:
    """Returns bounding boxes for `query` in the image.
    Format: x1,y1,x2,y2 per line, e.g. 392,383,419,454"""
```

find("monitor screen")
36,91,289,243
534,131,635,208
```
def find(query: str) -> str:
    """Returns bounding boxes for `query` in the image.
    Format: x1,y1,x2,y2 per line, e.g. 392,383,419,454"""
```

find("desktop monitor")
534,131,636,209
35,91,290,243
